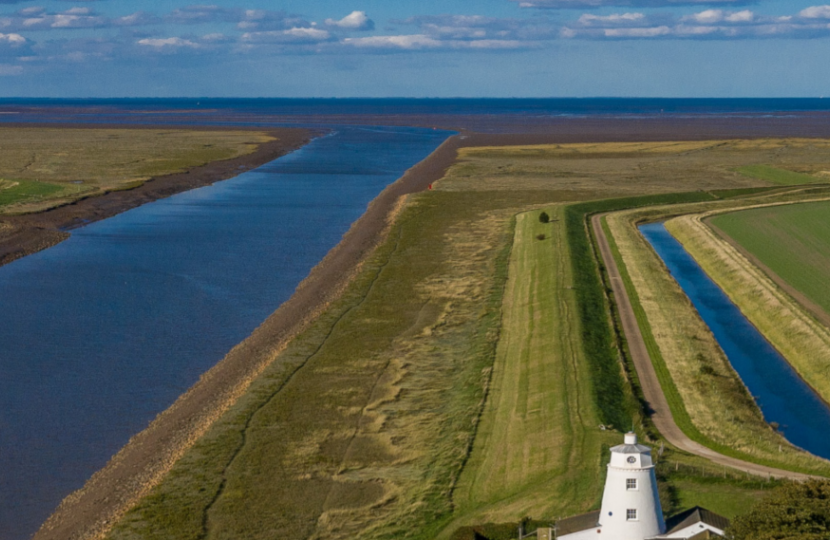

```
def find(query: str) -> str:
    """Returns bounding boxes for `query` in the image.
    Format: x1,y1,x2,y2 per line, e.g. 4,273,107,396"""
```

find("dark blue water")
2,97,830,117
0,125,450,540
640,223,830,460
1,98,829,131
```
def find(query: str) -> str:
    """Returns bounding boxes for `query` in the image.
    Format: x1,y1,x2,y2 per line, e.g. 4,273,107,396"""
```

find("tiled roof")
556,510,601,536
665,506,730,535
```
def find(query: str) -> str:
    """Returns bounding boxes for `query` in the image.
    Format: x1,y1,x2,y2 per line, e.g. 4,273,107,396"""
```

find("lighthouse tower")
597,432,665,539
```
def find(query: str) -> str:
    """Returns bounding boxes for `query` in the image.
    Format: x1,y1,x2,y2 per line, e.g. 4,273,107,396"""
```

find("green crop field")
710,200,830,316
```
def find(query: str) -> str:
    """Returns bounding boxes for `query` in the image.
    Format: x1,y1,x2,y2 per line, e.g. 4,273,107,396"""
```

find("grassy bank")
668,207,830,413
103,140,828,539
604,188,830,476
0,128,273,213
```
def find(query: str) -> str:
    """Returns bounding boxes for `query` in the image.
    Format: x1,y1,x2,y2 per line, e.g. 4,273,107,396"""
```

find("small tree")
728,480,830,540
539,211,550,224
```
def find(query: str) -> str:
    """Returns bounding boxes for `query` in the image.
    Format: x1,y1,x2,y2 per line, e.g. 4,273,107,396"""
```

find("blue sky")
0,0,827,97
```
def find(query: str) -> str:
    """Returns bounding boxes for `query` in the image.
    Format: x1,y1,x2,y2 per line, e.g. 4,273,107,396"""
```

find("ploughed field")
0,128,272,213
710,200,830,317
98,137,830,540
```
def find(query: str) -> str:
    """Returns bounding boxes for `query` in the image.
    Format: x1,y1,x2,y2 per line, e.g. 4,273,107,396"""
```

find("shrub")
539,211,550,223
728,480,830,540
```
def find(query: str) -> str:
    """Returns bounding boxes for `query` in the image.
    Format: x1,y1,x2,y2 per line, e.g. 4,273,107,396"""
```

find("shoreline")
33,132,464,540
0,125,315,267
30,115,830,539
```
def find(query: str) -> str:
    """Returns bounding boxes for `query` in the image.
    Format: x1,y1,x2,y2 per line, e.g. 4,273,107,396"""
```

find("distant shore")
0,125,314,267
30,113,830,540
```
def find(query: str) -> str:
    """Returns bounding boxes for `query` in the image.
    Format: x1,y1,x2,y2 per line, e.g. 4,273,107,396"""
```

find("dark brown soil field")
25,113,830,540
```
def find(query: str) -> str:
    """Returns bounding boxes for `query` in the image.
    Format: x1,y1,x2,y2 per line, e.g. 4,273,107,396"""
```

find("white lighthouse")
596,432,665,539
554,432,728,540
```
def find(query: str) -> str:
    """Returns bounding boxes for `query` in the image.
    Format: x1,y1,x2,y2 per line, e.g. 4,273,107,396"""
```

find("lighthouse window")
626,509,638,521
626,478,638,490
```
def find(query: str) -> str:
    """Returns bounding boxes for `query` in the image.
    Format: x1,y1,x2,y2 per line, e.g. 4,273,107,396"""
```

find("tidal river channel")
0,126,449,540
640,222,830,461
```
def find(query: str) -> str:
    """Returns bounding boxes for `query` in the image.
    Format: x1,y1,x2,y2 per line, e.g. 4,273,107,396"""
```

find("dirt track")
591,213,815,481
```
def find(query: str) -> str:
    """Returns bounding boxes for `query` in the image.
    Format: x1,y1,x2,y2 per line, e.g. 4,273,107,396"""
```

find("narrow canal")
640,222,830,461
0,126,450,540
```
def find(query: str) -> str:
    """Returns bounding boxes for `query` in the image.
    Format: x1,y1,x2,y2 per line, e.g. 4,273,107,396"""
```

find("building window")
626,509,638,521
626,478,638,490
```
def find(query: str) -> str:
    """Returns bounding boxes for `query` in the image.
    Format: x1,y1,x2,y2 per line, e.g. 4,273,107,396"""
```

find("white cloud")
688,9,724,23
726,10,754,22
0,32,25,44
800,5,830,19
514,0,751,8
137,37,199,49
342,34,526,50
578,12,645,25
324,11,374,31
604,25,670,36
344,34,442,49
241,26,331,43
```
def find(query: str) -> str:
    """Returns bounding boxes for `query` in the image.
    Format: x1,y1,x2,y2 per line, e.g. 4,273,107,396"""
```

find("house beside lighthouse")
553,433,728,540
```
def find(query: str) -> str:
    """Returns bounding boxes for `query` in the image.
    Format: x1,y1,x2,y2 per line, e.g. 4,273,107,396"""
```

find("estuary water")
640,222,830,460
0,125,450,539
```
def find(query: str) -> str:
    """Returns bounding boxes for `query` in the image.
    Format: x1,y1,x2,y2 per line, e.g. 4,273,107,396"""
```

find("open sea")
1,99,830,539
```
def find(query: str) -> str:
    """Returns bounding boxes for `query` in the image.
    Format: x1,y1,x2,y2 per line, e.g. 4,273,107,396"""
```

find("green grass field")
101,140,825,540
736,165,823,186
0,128,273,213
711,200,830,315
0,179,66,207
447,207,618,534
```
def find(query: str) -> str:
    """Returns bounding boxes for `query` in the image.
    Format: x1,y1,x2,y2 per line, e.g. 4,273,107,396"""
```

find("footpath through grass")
446,207,619,534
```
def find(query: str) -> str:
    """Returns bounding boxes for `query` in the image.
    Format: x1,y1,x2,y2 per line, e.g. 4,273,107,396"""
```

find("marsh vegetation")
0,128,272,213
103,138,830,539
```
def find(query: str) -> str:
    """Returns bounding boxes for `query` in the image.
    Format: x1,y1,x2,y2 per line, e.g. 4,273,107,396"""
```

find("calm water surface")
640,222,830,460
0,125,449,539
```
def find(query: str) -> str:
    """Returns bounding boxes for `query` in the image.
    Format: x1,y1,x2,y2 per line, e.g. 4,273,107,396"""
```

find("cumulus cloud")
325,11,374,31
562,6,830,39
0,6,155,31
513,0,751,8
342,33,524,50
0,31,24,44
241,26,331,43
800,5,830,18
393,14,558,41
137,37,199,49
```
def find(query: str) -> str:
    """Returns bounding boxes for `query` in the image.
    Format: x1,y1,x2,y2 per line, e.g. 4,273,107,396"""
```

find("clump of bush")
536,233,546,240
728,479,830,540
539,211,550,224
